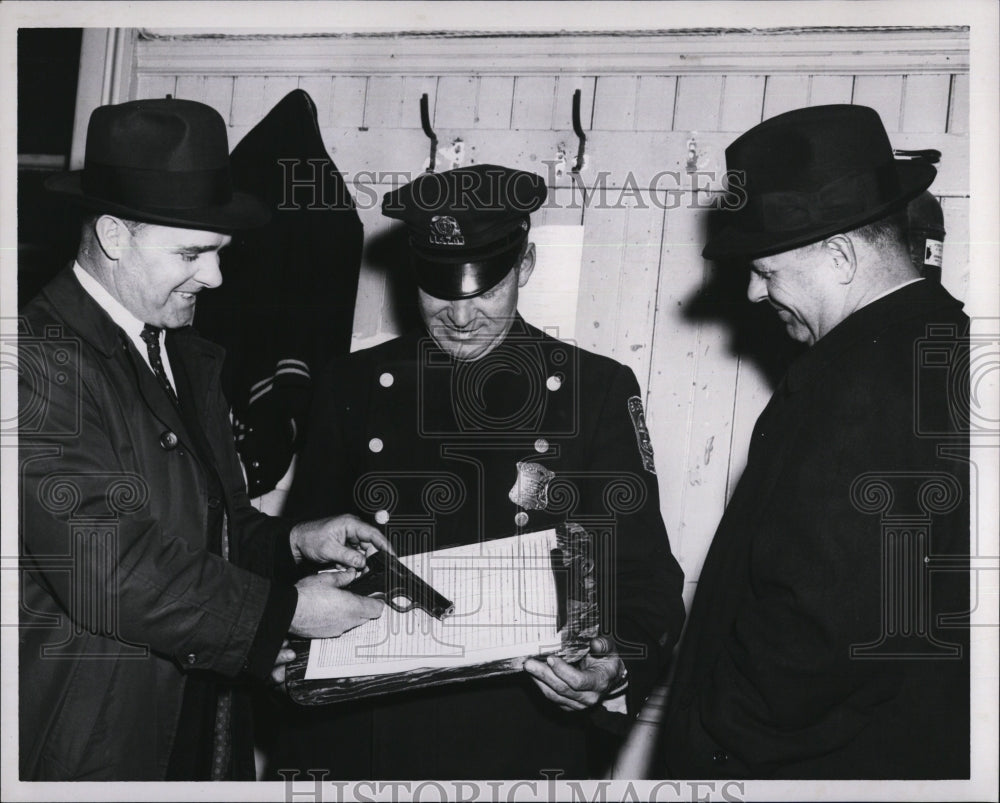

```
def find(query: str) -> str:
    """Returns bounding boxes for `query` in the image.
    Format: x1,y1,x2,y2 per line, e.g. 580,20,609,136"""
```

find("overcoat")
275,316,686,779
19,268,297,780
658,280,970,779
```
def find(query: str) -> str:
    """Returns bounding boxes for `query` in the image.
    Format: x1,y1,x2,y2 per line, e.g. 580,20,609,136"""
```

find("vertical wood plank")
809,74,854,106
364,75,405,129
901,74,951,133
435,76,478,129
762,74,810,120
575,205,626,357
134,73,176,101
175,75,235,127
852,75,904,131
297,76,335,126
261,76,300,117
476,76,516,129
635,76,677,132
231,75,266,125
948,73,969,134
331,76,368,129
673,75,723,131
939,196,970,304
592,75,639,131
720,74,765,132
401,76,439,129
553,75,596,132
644,203,708,567
613,197,665,386
511,76,557,130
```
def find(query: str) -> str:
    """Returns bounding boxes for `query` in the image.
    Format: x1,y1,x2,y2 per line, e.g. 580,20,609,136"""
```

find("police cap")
382,164,547,300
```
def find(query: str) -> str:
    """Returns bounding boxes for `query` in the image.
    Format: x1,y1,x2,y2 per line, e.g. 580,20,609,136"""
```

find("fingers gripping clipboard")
285,523,598,705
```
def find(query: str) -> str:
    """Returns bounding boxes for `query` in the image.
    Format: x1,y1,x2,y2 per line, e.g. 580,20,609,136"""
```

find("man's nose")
746,271,768,303
197,254,223,289
447,300,475,327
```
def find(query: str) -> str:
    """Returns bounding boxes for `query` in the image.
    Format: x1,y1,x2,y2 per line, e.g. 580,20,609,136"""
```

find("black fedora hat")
45,98,269,232
703,104,936,260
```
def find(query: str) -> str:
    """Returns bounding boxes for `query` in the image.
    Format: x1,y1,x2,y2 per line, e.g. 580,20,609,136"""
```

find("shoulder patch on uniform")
627,395,656,474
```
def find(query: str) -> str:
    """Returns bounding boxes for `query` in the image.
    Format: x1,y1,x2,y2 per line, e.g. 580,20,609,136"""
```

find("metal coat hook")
420,93,438,173
571,89,586,173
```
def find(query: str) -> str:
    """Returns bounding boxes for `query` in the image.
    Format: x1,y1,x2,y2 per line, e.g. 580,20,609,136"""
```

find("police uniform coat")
19,268,298,780
278,316,686,779
658,279,970,779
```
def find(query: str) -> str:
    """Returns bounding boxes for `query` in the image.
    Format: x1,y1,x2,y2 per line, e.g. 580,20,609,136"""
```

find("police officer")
274,164,686,779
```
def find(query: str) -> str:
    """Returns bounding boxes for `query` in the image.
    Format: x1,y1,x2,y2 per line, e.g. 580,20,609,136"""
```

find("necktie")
140,324,180,406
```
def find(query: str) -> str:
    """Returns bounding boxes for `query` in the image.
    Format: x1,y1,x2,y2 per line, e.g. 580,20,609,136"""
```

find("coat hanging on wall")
195,88,364,498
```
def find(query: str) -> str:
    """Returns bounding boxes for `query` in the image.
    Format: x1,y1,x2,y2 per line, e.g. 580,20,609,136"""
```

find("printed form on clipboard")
299,525,598,693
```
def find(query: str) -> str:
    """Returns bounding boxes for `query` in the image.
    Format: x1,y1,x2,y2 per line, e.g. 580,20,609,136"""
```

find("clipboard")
285,522,598,705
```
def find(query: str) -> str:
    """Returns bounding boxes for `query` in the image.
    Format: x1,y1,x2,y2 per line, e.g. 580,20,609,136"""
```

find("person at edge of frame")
655,104,970,779
19,97,391,781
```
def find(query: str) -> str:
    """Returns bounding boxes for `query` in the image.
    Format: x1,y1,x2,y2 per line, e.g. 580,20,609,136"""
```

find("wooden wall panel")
762,74,810,120
592,75,639,131
948,73,969,134
673,76,723,131
297,76,335,125
364,76,406,129
230,75,267,125
434,76,476,129
720,74,764,132
809,74,854,105
635,76,677,132
134,73,176,101
902,74,951,133
476,76,516,129
553,75,596,133
511,76,557,130
939,196,970,304
852,75,904,130
331,76,368,129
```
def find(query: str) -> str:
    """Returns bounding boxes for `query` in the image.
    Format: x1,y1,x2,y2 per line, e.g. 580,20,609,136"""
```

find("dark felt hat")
45,98,269,232
703,104,936,260
382,164,547,299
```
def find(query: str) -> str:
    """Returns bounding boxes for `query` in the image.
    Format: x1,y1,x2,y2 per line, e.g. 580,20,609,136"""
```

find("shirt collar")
72,262,156,349
862,277,925,309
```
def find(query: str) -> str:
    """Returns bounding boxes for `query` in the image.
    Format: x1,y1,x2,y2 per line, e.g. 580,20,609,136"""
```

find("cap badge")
429,215,465,246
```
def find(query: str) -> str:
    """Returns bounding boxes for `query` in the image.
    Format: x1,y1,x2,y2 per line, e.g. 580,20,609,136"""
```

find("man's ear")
822,234,857,285
516,242,536,288
93,215,128,261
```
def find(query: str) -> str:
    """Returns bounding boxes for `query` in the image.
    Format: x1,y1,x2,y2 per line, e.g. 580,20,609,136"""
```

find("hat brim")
45,171,270,232
702,160,936,261
413,240,523,300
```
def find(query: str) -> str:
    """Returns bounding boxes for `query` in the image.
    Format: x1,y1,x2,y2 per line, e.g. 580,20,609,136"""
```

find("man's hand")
289,570,385,639
524,637,626,712
289,513,394,569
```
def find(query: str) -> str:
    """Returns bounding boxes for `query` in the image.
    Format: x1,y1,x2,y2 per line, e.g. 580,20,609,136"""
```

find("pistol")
344,550,455,620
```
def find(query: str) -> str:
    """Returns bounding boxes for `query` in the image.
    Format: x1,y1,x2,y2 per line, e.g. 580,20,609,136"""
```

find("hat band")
82,161,233,211
755,166,899,232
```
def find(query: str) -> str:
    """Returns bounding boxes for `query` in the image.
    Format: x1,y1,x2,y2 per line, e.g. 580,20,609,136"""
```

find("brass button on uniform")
379,372,395,388
159,431,179,450
546,375,562,392
514,512,529,527
185,653,197,665
369,438,384,453
534,438,549,454
375,509,390,525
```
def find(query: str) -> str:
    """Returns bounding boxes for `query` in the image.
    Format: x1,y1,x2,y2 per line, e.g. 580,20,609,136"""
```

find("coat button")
159,431,178,450
379,372,394,388
534,438,549,453
546,375,562,392
369,437,383,453
186,653,197,665
712,749,728,764
208,496,221,510
514,511,529,527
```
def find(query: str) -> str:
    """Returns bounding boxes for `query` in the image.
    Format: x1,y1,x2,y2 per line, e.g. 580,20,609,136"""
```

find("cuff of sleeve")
272,523,300,582
242,581,298,682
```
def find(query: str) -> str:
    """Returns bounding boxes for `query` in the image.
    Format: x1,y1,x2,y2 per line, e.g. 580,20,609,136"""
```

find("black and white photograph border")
1,1,997,801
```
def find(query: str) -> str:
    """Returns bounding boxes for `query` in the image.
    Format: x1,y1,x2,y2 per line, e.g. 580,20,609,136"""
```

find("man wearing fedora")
269,164,686,779
657,105,970,778
18,98,391,781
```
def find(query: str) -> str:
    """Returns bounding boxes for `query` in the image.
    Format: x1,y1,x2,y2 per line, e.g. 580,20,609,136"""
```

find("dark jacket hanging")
196,88,364,497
